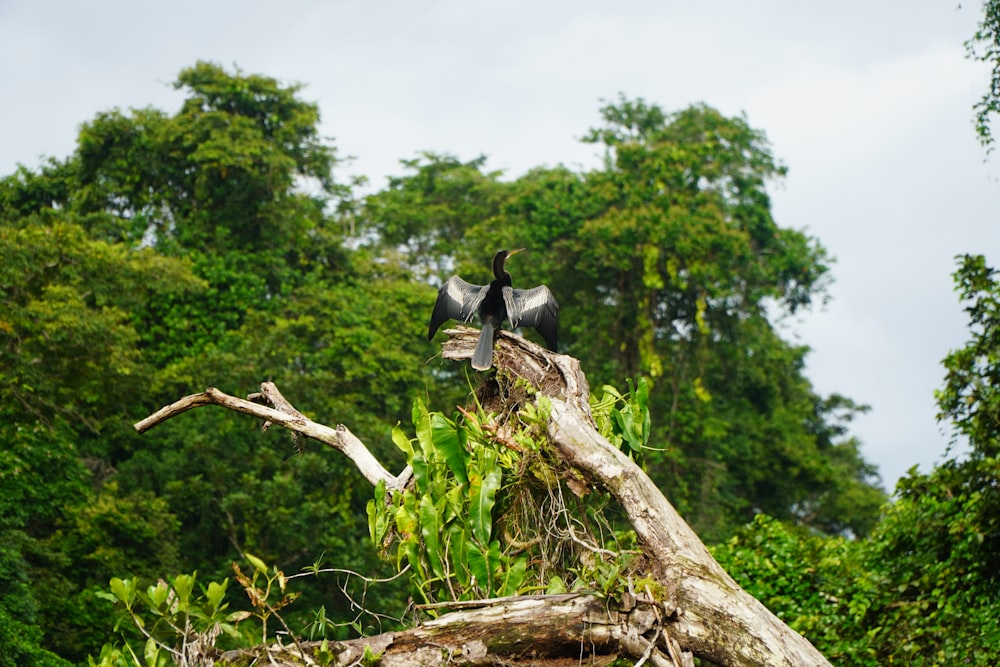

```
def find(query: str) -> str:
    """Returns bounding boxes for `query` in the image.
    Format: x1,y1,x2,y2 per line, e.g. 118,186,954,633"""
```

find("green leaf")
392,424,414,457
109,577,137,608
368,479,390,548
170,573,195,610
411,448,428,495
431,412,469,485
466,541,490,593
204,579,228,616
419,494,445,579
612,409,641,452
443,483,465,524
546,576,567,595
410,404,431,493
245,552,268,574
402,536,425,584
447,524,471,587
145,580,170,612
144,637,160,667
394,493,419,537
469,450,501,546
499,556,527,596
413,400,433,460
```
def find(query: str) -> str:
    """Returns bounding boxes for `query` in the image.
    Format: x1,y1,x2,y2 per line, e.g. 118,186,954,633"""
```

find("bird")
428,249,559,370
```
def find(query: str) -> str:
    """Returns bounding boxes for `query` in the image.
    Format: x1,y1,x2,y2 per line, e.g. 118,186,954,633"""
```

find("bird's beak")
507,248,526,258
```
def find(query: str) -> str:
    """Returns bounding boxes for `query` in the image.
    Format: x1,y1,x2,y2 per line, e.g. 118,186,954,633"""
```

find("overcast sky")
2,1,997,488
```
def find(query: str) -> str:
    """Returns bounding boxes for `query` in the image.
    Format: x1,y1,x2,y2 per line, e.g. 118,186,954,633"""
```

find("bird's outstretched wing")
428,276,490,339
503,285,559,350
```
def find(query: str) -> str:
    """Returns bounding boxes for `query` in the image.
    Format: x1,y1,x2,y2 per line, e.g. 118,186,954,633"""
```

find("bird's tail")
472,321,495,370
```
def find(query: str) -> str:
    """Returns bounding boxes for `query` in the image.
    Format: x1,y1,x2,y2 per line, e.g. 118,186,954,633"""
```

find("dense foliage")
0,59,989,666
0,62,431,664
714,255,1000,665
360,98,884,540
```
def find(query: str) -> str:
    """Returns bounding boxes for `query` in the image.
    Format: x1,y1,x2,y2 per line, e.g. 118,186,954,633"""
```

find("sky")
2,1,997,488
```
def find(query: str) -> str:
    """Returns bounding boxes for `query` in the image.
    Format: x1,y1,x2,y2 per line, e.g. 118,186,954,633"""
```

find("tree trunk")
136,326,830,667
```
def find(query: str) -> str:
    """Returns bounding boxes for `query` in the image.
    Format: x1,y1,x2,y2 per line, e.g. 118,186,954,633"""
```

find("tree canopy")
360,96,882,540
0,62,432,663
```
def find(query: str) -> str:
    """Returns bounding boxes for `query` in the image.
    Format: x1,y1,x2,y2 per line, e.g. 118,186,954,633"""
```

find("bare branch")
134,386,409,490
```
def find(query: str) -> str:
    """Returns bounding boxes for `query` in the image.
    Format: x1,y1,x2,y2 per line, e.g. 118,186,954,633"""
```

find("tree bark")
136,326,830,667
222,594,689,667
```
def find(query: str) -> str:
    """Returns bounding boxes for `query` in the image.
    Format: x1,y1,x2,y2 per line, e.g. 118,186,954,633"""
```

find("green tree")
67,63,431,636
0,62,436,661
0,215,199,434
70,61,352,371
363,97,883,540
0,422,82,667
0,205,200,660
361,153,505,280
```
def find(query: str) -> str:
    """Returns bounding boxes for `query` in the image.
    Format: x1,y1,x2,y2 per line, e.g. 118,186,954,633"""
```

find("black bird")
428,249,559,370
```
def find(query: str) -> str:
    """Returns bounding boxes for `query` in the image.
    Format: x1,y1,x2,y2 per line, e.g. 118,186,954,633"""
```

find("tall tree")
0,62,437,661
364,97,883,539
0,176,201,661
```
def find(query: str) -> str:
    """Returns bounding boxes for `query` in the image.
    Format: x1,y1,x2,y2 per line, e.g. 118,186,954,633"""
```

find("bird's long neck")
492,255,511,286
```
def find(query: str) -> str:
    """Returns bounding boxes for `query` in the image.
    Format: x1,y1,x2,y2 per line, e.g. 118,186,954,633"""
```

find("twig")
633,625,662,667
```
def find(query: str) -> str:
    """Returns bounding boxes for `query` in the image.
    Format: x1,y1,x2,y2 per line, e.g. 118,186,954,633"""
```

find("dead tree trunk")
136,327,831,667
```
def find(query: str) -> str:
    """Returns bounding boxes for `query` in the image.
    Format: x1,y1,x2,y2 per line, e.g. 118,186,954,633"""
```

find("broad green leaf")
419,494,445,579
612,409,641,452
469,540,503,596
170,573,195,610
430,412,469,485
409,407,430,493
395,495,418,537
466,542,490,594
635,376,649,407
411,449,428,495
444,484,465,524
546,576,567,595
445,524,471,587
145,581,170,613
469,449,501,546
402,536,425,585
391,424,414,457
110,577,137,608
499,555,527,596
204,579,228,616
413,400,433,461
